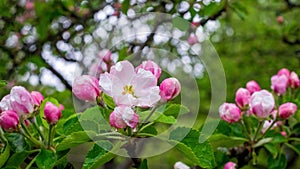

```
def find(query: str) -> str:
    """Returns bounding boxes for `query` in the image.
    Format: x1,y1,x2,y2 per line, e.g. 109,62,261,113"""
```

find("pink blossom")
31,91,44,106
278,102,297,119
0,110,19,131
25,1,34,10
136,60,162,80
99,61,160,107
235,88,251,108
0,94,12,112
109,106,138,129
250,90,275,118
224,162,236,169
98,49,112,63
277,68,290,77
10,86,35,117
88,62,107,76
72,75,101,102
219,103,241,123
246,80,261,95
159,78,181,102
44,102,62,125
271,75,289,95
187,34,198,45
281,131,287,137
289,72,300,89
174,161,190,169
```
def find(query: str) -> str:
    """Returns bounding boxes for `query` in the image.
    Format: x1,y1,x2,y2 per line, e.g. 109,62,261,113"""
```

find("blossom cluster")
72,55,181,130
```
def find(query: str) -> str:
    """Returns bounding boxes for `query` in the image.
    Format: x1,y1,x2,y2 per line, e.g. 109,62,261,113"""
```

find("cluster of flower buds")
271,68,300,95
73,60,181,130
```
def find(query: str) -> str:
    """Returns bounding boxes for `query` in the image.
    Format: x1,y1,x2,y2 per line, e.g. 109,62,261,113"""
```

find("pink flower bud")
271,75,289,95
44,102,62,125
174,161,190,169
10,86,35,117
250,90,275,118
289,72,300,89
277,16,284,24
159,78,181,102
281,131,287,137
25,1,34,10
31,91,44,106
136,60,162,80
187,34,198,45
109,106,138,129
219,103,241,123
98,49,112,63
277,68,290,77
0,94,12,112
0,110,19,131
235,88,251,108
278,102,297,119
246,80,261,95
72,75,101,102
224,162,236,169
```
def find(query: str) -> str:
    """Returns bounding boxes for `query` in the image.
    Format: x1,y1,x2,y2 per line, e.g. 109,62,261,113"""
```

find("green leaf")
56,131,96,151
172,17,189,31
229,2,248,20
139,125,157,136
121,0,130,14
5,151,30,167
0,80,7,87
55,149,70,167
138,159,148,169
169,127,215,168
253,138,273,148
5,133,30,153
267,153,287,169
265,131,287,144
208,134,248,150
102,93,115,110
0,145,10,168
137,110,176,124
264,143,278,158
162,104,189,117
36,149,56,169
82,141,116,169
62,114,83,135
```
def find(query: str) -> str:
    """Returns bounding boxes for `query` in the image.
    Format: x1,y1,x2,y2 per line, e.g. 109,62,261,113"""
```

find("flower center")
122,85,136,97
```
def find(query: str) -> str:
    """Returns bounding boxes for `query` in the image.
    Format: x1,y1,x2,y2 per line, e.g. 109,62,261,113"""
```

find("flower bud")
281,131,287,137
271,75,289,95
98,49,112,63
246,80,261,95
219,103,241,123
0,110,19,131
235,88,251,108
159,78,181,102
44,102,62,125
136,60,162,80
277,68,290,77
0,94,12,112
31,91,44,106
109,106,138,129
187,34,198,45
10,86,35,117
174,161,190,169
224,162,236,169
278,102,297,119
72,75,101,102
250,90,275,118
289,72,300,89
277,16,284,24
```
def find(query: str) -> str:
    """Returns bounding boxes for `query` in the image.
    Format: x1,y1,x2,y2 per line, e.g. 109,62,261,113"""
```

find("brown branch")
199,6,227,26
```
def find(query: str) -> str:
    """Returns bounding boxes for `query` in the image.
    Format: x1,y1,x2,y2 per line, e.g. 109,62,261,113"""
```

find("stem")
30,117,45,141
253,121,263,142
0,127,8,143
21,122,43,147
240,119,251,140
137,104,160,133
261,120,277,138
48,125,53,149
25,151,40,169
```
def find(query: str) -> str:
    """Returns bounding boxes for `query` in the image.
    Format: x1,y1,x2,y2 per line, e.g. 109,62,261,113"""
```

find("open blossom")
246,80,261,94
44,102,62,125
278,102,297,119
235,88,250,108
174,161,190,169
10,86,35,117
160,78,181,102
224,162,236,169
0,94,12,112
250,90,275,118
219,103,241,123
136,60,162,80
109,106,138,129
72,75,101,102
99,61,160,107
289,72,300,89
271,75,289,95
0,110,19,131
31,91,44,106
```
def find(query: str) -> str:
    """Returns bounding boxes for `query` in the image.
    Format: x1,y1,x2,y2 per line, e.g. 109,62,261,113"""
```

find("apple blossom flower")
136,60,162,80
219,103,241,123
246,80,261,95
0,94,12,112
174,161,190,169
109,106,138,129
99,61,161,107
72,75,101,102
277,68,290,77
159,78,181,102
271,75,289,95
10,86,35,117
235,88,251,108
31,91,44,106
187,33,198,45
289,72,300,89
224,162,236,169
250,90,275,118
0,110,19,131
44,102,62,125
278,102,297,119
